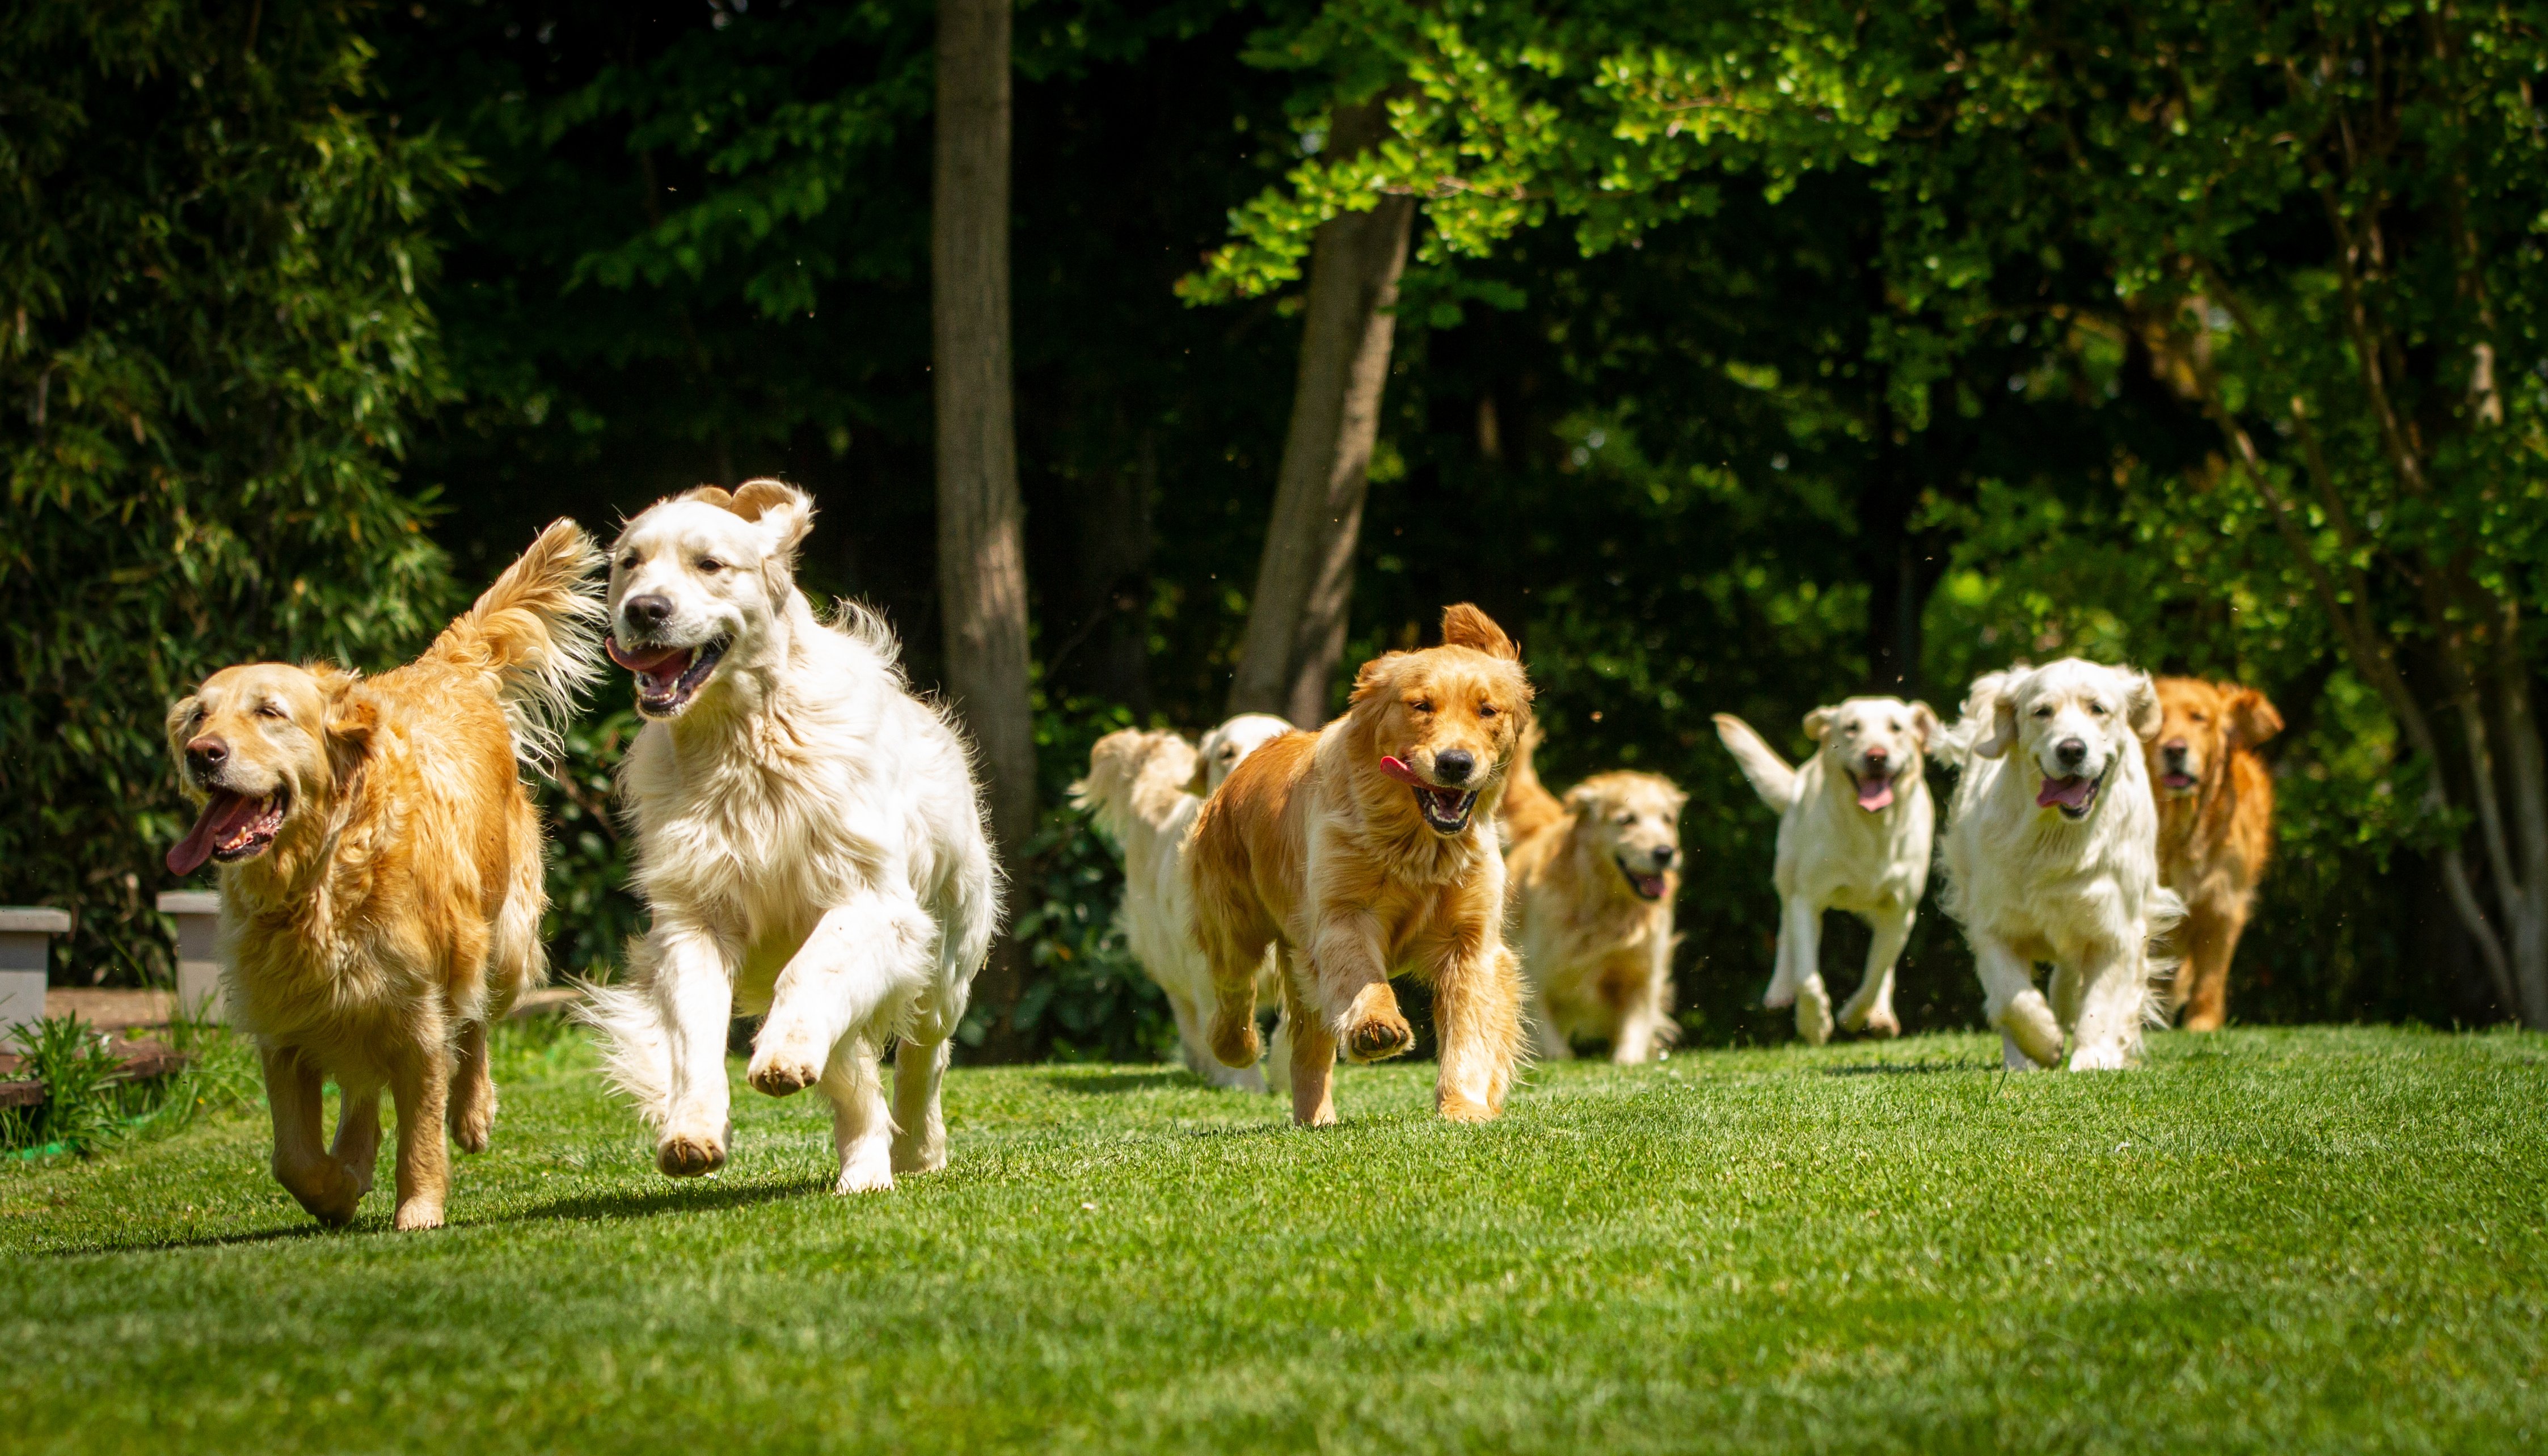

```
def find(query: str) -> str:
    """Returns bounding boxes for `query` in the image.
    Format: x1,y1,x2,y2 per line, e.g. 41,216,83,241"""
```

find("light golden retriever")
165,520,603,1229
1715,697,1938,1044
2148,677,2281,1029
580,482,998,1194
1073,714,1292,1090
1189,605,1532,1125
1501,731,1687,1063
1939,660,2180,1071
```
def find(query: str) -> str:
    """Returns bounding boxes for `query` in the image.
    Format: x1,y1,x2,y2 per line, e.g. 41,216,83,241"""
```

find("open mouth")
1615,856,1670,901
1851,769,1895,812
166,788,289,876
2161,770,2197,794
2036,770,2103,821
1379,755,1480,834
609,634,730,718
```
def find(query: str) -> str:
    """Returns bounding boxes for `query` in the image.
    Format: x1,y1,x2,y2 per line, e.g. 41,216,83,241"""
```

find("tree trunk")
1224,99,1416,729
934,0,1035,1059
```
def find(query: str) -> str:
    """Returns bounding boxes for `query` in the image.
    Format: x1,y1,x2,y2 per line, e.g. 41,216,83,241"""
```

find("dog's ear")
1909,701,1941,750
165,694,200,753
323,680,380,772
1973,692,2018,760
678,485,735,510
2125,671,2163,741
1440,603,1518,661
2226,686,2283,749
1348,652,1407,707
1803,706,1836,742
728,479,815,559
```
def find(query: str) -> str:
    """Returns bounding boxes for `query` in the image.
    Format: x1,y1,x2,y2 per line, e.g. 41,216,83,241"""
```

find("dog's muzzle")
609,633,732,718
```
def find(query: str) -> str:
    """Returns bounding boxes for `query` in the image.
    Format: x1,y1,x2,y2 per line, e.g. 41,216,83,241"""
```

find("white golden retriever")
1071,714,1293,1091
1937,659,2181,1071
580,482,998,1192
1715,698,1937,1044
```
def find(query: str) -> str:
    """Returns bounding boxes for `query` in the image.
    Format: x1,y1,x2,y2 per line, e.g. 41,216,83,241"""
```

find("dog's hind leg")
820,1036,896,1193
1976,935,2061,1069
888,1033,951,1176
751,893,934,1099
1840,905,1912,1037
448,1020,497,1154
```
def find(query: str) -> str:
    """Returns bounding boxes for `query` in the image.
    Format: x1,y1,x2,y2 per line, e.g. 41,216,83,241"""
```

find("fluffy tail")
1712,713,1799,812
1070,729,1199,845
425,518,606,767
1499,721,1566,845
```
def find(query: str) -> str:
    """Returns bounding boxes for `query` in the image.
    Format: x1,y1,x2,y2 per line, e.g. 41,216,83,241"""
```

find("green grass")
3,1025,2543,1454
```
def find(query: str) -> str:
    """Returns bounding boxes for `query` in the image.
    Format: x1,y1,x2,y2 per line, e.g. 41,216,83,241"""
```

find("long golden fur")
1502,731,1687,1063
164,521,602,1229
2146,677,2281,1030
1188,605,1533,1126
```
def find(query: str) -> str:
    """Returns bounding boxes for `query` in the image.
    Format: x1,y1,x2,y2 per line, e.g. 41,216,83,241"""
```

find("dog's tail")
1712,713,1799,813
573,965,674,1130
1070,729,1199,845
1499,722,1566,845
425,518,606,767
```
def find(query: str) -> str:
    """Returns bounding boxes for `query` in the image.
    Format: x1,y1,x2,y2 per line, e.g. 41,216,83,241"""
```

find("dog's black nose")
623,594,674,631
1650,845,1678,870
1432,749,1476,785
2163,740,2188,759
2056,737,2088,767
185,736,228,772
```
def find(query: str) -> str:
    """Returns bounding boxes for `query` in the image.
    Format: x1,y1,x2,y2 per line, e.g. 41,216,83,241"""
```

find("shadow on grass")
486,1174,831,1227
1820,1060,1991,1077
37,1219,333,1259
1042,1069,1200,1095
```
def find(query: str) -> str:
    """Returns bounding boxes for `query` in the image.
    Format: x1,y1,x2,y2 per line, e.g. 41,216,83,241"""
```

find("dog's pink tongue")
167,791,258,876
2037,775,2094,811
1378,755,1425,787
1855,774,1894,812
606,636,687,674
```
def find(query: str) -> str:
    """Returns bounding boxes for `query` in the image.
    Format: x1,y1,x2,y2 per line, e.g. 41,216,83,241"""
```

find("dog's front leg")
262,1044,361,1226
2066,942,2149,1071
1779,896,1834,1045
1976,935,2061,1069
655,923,739,1178
386,1041,454,1231
1310,911,1412,1065
1279,966,1339,1126
1840,905,1913,1038
1432,941,1523,1122
750,893,934,1098
889,1034,953,1176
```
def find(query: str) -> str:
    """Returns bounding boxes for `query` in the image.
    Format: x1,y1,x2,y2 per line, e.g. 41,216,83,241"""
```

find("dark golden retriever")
2146,676,2281,1030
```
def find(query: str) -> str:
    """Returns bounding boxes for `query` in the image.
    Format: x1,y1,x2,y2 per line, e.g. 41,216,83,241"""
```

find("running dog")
165,520,604,1229
1502,729,1687,1063
1073,714,1292,1090
580,482,998,1193
1938,660,2180,1071
1715,698,1937,1044
2148,677,2281,1030
1188,605,1532,1125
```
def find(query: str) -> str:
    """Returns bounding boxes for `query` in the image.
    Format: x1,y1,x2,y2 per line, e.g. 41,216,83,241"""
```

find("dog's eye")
1478,703,1497,718
697,557,724,573
2190,712,2208,724
255,704,287,721
619,552,639,570
2089,702,2108,716
2033,706,2055,718
1412,700,1434,714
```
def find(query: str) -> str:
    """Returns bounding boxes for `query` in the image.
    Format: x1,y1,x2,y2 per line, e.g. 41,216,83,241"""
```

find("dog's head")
1347,604,1534,835
1803,696,1938,813
1197,713,1294,795
1971,658,2160,821
605,480,812,719
164,662,377,877
2149,677,2281,800
1566,771,1688,901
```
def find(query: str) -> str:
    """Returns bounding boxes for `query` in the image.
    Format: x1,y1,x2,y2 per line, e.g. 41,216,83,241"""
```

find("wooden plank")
0,1080,40,1109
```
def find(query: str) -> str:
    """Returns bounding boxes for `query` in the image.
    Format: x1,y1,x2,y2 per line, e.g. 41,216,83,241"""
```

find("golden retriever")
1073,714,1292,1090
1188,605,1532,1125
580,482,998,1194
1715,698,1938,1044
2146,677,2281,1030
1501,731,1687,1063
164,521,603,1229
1938,660,2181,1071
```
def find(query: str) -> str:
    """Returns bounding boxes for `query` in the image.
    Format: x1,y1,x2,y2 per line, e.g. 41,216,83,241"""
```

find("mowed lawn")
3,1025,2543,1454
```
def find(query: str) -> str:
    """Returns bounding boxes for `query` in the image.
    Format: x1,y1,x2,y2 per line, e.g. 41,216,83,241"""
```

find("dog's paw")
1436,1091,1498,1124
835,1142,896,1194
657,1132,728,1179
1340,985,1414,1063
2066,1040,2137,1072
1794,992,1834,1047
1863,1010,1902,1039
392,1197,445,1232
449,1102,495,1155
746,1052,822,1099
1993,991,2064,1068
1206,1016,1263,1070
